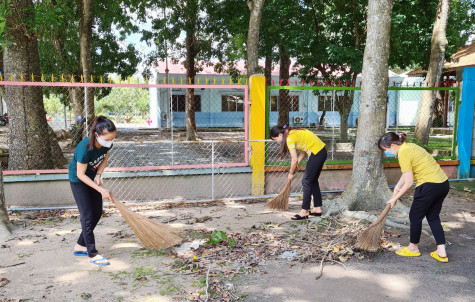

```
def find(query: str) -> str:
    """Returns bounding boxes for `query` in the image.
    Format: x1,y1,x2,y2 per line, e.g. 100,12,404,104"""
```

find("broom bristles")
266,180,292,211
111,197,182,249
356,204,392,251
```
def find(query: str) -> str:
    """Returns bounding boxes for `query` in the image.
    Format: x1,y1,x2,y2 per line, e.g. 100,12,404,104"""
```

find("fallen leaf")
136,277,147,281
0,278,10,287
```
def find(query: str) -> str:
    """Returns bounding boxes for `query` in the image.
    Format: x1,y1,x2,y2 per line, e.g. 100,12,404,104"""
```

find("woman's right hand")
100,188,112,201
392,186,401,196
288,173,295,181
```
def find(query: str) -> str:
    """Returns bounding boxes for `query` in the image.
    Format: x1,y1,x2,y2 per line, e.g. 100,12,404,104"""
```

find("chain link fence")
0,80,252,203
0,79,461,204
266,83,460,162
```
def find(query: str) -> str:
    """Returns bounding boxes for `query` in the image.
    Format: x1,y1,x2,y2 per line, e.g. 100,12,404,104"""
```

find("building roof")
156,60,400,78
406,41,475,75
444,41,475,70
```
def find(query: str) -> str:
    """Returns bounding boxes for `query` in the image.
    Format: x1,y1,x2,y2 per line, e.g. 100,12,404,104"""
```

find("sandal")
89,256,110,266
291,214,309,220
430,251,448,263
395,247,421,257
73,250,88,256
309,212,322,217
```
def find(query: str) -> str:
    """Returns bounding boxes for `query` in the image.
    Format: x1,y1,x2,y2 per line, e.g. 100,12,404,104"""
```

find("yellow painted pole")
250,75,266,195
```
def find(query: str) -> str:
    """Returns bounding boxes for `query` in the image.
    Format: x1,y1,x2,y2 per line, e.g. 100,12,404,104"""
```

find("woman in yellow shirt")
378,132,449,263
270,125,327,220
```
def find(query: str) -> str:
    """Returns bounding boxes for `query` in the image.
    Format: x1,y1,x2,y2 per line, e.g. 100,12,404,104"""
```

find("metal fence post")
84,86,88,135
211,141,215,200
64,104,67,129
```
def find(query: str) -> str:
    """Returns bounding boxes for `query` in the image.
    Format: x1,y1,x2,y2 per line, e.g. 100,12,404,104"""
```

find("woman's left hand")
94,174,102,186
288,173,295,181
386,198,397,209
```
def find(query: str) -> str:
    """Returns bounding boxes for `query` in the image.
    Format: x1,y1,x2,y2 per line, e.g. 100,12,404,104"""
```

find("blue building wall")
151,74,405,128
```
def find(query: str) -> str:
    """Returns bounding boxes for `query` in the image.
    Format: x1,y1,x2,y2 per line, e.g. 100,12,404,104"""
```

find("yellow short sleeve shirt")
398,142,448,187
286,129,325,155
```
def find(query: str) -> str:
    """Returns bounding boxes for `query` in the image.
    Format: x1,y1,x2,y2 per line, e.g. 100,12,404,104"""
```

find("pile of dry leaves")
170,216,400,301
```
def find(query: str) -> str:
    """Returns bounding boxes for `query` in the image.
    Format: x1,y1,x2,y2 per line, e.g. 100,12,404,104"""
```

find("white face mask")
96,134,113,148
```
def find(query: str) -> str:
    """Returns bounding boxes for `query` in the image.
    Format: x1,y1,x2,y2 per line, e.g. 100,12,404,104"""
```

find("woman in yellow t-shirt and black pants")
270,125,327,220
378,132,449,262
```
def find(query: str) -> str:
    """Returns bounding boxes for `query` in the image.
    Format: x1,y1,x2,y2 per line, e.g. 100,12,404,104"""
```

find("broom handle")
370,204,392,226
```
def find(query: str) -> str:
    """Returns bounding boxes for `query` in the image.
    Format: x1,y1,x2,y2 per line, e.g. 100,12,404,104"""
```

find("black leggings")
409,180,449,245
70,181,103,258
301,148,327,210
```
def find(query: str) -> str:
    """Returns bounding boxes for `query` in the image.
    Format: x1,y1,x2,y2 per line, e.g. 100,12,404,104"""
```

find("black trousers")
302,147,327,210
70,181,103,258
409,180,449,245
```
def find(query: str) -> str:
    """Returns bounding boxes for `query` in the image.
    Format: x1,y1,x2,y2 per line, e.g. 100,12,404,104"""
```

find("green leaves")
205,230,236,247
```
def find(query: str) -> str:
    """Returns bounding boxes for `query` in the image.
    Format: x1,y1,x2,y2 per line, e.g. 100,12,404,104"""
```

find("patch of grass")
81,293,92,300
17,253,31,259
159,284,180,296
108,271,129,280
43,220,58,225
131,249,168,258
238,294,249,299
133,267,154,279
450,181,475,195
360,219,371,225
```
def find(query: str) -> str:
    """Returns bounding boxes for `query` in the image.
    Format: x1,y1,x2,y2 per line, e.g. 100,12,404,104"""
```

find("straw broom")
356,204,392,251
111,197,182,249
266,180,292,211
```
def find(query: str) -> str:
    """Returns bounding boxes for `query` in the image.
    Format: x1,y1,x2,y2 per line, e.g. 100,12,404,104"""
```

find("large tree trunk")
0,166,11,239
184,0,199,141
341,0,393,211
414,0,450,144
79,0,95,129
4,0,61,170
247,0,265,76
278,47,291,126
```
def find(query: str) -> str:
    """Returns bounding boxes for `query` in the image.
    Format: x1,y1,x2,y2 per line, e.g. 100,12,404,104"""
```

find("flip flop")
430,251,448,263
291,214,309,220
395,247,421,257
73,250,88,256
89,256,110,266
309,212,322,217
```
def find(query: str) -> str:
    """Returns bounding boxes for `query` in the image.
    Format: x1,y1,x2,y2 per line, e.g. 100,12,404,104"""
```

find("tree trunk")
247,0,265,76
341,0,393,211
278,47,291,126
79,0,95,129
0,166,11,239
336,74,358,142
335,91,351,143
4,0,61,170
264,55,272,86
184,1,199,141
414,0,450,144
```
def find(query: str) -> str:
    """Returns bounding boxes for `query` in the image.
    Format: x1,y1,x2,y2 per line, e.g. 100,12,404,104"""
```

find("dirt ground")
0,184,474,302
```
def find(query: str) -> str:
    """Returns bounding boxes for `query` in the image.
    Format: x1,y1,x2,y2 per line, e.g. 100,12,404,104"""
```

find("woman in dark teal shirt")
69,116,116,266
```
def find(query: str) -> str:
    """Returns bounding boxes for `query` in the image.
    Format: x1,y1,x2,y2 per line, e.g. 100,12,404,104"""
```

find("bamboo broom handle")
370,204,392,226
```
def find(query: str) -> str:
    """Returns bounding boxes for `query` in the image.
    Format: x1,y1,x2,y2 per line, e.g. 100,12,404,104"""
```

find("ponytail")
270,125,306,159
378,132,407,150
88,116,117,150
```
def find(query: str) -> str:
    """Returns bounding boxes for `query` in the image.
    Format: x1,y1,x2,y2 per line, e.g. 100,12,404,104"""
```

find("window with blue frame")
270,96,300,111
221,95,244,111
172,95,201,112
